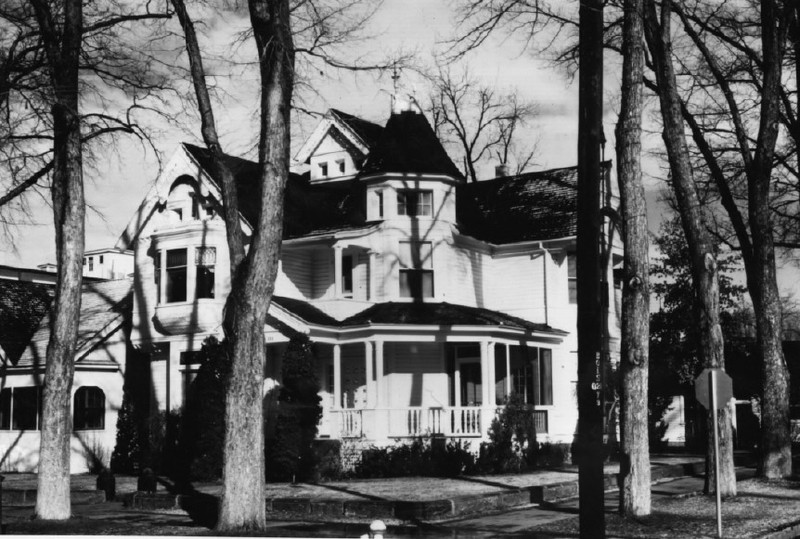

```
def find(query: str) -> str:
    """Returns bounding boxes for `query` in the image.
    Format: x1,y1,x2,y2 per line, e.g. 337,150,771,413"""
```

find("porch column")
364,341,374,408
368,251,378,300
333,245,343,298
487,342,496,407
333,344,342,409
375,340,385,407
374,340,387,441
480,341,491,408
505,344,512,397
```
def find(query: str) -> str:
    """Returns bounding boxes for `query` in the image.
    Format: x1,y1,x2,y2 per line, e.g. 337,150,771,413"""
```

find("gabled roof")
271,296,565,335
359,110,463,180
329,109,384,149
457,164,597,245
0,280,54,364
183,143,368,240
12,280,131,369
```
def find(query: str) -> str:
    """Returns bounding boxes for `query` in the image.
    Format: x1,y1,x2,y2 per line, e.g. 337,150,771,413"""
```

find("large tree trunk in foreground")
750,0,791,480
576,0,606,536
171,0,293,531
644,0,736,497
30,0,85,520
617,0,651,517
216,0,294,531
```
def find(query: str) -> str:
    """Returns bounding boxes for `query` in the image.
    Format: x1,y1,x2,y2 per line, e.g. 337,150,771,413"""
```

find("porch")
311,340,555,443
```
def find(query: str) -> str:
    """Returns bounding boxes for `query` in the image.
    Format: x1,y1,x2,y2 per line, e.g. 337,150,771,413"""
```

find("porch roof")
271,296,567,335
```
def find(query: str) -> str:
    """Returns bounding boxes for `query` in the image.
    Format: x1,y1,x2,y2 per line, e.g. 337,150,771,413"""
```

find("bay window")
195,247,216,299
165,249,187,303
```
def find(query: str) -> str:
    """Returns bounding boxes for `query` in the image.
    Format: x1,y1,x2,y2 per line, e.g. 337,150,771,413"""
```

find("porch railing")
388,407,483,437
329,407,549,439
340,409,363,438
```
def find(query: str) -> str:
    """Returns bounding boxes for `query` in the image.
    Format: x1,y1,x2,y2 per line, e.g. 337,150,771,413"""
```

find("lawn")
532,478,800,538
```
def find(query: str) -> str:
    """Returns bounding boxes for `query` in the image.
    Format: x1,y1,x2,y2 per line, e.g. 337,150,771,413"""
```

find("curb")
123,461,706,522
2,489,105,506
759,520,800,539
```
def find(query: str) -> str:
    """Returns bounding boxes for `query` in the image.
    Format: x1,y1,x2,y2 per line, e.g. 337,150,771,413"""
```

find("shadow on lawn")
157,476,219,529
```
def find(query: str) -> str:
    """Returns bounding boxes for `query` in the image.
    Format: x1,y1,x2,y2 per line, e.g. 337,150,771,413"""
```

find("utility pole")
577,0,606,536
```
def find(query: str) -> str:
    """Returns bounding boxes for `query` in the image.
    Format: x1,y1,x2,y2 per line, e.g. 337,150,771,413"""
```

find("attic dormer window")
319,162,328,177
397,190,432,217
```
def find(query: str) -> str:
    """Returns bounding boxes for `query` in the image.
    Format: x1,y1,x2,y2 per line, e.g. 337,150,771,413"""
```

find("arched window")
74,387,105,430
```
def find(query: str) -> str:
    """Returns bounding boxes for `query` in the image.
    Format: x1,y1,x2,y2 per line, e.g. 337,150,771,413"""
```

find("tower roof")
359,110,463,180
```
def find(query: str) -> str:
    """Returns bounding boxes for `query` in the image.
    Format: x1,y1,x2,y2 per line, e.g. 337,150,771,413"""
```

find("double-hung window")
195,247,216,299
74,387,105,430
399,241,434,299
397,190,432,217
567,254,577,304
165,249,188,303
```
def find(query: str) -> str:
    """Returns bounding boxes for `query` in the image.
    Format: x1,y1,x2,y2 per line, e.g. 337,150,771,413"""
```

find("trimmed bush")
265,335,323,482
353,437,474,478
477,393,537,473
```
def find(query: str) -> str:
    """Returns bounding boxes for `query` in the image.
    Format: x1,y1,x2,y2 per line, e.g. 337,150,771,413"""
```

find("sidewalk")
116,454,708,522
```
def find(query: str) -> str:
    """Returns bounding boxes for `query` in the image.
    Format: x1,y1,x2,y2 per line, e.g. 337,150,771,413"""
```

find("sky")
5,0,791,301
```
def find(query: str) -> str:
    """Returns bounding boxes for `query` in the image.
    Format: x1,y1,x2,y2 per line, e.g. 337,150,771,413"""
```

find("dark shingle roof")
271,296,565,335
0,280,54,364
14,280,131,368
457,165,580,244
329,109,384,149
341,302,564,333
272,296,340,326
183,143,367,239
359,110,463,179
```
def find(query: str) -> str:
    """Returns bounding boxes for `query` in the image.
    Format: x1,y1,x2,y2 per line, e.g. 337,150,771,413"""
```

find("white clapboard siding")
312,250,334,299
276,250,313,298
386,343,448,409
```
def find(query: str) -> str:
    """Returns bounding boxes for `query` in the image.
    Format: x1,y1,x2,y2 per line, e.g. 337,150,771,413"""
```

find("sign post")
694,367,732,539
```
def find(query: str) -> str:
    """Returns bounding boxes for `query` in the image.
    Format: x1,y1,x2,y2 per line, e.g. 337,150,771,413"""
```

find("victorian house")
119,104,621,450
0,104,620,472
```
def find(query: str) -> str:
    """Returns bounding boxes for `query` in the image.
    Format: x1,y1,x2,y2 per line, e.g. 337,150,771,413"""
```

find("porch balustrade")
329,407,549,440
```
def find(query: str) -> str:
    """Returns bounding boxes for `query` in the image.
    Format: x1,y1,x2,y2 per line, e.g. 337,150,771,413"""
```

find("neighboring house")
0,276,131,472
117,105,622,450
82,248,134,280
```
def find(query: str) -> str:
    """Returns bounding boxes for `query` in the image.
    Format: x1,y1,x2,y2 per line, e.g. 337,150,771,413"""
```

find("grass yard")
532,478,800,538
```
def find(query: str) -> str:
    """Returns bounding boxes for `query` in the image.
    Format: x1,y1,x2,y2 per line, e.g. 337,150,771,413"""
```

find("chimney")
495,164,509,178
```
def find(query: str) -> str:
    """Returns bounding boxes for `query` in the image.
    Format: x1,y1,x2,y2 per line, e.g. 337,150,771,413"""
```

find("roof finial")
391,66,401,113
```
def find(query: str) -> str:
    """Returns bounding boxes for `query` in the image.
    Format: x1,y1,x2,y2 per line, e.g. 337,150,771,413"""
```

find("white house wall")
386,342,448,409
0,340,126,474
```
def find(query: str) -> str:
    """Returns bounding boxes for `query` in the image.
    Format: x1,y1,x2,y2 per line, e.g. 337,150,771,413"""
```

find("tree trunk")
616,0,651,517
750,0,792,480
30,0,85,520
643,0,736,497
576,0,606,536
216,0,294,531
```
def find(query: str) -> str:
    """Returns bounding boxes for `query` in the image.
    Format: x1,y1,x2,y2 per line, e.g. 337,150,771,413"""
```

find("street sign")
694,367,732,538
694,368,733,410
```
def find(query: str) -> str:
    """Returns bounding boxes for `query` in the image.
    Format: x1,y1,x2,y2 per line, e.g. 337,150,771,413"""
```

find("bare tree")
665,0,794,480
171,0,394,530
616,0,650,517
427,68,535,181
2,0,172,518
643,0,736,496
28,0,85,519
